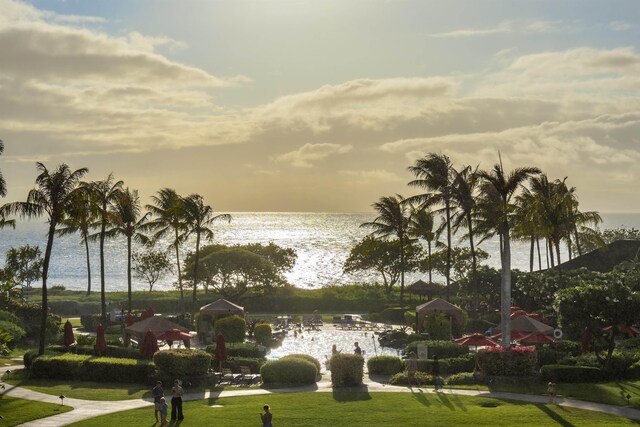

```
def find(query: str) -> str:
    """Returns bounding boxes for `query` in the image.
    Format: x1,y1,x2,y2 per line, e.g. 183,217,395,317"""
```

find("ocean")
0,212,638,292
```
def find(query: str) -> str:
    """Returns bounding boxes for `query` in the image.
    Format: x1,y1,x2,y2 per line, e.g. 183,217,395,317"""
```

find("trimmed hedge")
254,324,272,346
213,316,246,343
404,340,469,359
445,372,478,385
281,354,321,373
153,349,211,379
30,354,155,383
388,371,433,386
80,315,102,331
261,358,317,385
330,354,364,387
368,356,403,375
23,350,40,369
402,355,475,375
48,345,144,360
476,347,537,376
540,365,604,383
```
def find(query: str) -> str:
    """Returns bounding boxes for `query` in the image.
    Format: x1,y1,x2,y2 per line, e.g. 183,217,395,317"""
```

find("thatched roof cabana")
407,279,444,301
415,298,464,333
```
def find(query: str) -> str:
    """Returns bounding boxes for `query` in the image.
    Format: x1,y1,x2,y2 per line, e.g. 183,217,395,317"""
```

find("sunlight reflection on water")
267,328,400,369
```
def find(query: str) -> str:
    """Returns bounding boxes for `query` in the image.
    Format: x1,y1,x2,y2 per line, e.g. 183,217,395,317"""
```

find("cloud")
274,143,353,168
610,21,632,32
429,19,582,38
338,169,401,185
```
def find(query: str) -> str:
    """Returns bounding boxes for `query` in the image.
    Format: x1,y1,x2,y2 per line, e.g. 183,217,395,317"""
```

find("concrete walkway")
3,365,640,426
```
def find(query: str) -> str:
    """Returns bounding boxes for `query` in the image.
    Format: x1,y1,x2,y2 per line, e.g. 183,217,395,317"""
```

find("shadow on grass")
448,392,468,412
535,403,576,427
435,392,455,411
332,384,371,402
411,387,430,407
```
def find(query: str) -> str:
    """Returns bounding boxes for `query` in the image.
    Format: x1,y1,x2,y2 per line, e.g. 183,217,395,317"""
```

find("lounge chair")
238,366,261,385
219,368,241,385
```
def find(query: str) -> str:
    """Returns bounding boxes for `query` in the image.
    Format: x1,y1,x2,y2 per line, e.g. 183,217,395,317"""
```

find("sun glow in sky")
1,0,639,212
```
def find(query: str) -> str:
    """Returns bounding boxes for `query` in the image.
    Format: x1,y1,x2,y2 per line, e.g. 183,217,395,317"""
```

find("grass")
448,380,640,409
0,395,72,426
61,317,82,328
67,392,637,426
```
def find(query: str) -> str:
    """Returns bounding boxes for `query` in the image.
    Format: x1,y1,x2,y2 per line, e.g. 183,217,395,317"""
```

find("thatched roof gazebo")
415,298,464,333
406,279,444,301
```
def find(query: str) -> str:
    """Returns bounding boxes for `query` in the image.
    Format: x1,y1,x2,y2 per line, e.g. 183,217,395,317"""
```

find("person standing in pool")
354,342,362,355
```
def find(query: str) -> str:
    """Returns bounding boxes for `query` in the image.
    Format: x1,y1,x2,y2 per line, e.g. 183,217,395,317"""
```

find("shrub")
29,354,155,383
48,344,144,360
76,334,96,346
476,347,537,376
603,352,639,380
153,349,211,379
388,371,433,386
445,355,476,374
30,354,87,379
0,320,26,345
540,365,604,382
261,358,317,385
404,311,416,327
0,309,19,324
78,357,155,383
617,337,640,351
404,340,469,359
330,354,364,387
80,315,102,332
627,360,640,379
213,316,246,343
282,354,321,373
446,372,479,385
379,307,408,324
368,356,403,375
423,312,451,340
205,342,267,358
254,324,272,346
23,350,39,369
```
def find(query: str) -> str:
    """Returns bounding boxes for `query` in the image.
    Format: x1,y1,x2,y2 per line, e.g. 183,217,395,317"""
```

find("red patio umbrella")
126,312,134,326
519,331,557,344
96,324,107,353
491,329,529,341
140,330,160,358
454,333,499,349
63,320,75,347
510,309,528,319
157,328,192,341
215,334,227,372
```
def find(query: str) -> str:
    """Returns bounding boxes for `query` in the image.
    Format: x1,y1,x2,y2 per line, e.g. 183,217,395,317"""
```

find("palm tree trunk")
555,240,562,266
567,237,573,260
467,213,478,311
574,227,583,256
529,235,535,272
174,228,183,309
501,222,512,348
84,237,91,296
127,234,132,313
536,238,542,271
399,237,405,303
445,200,452,296
39,223,56,355
192,232,201,304
427,242,432,283
548,238,555,268
100,218,106,324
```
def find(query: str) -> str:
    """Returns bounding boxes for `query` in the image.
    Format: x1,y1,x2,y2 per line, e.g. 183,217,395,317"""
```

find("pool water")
266,328,400,370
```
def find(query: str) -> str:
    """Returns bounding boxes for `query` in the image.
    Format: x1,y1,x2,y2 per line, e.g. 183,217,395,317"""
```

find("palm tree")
146,188,188,309
408,207,437,283
108,188,150,312
2,163,88,355
57,189,96,295
87,174,124,323
0,140,16,231
407,154,454,293
449,164,481,307
183,194,231,305
513,187,545,272
478,160,540,347
361,195,412,303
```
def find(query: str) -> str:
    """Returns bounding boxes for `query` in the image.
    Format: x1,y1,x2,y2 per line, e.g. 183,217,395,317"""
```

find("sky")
1,0,639,213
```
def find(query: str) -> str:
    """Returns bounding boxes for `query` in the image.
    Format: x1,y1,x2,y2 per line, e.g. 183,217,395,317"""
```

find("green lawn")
0,396,72,426
67,392,637,426
62,317,82,328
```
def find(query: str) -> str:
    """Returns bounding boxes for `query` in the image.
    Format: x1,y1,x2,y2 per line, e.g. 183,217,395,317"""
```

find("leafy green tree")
458,266,502,310
108,188,149,311
132,250,172,292
478,160,540,347
4,245,43,295
199,247,282,300
2,162,88,354
183,194,231,304
555,277,640,366
240,242,297,275
361,195,413,303
430,246,489,283
343,236,421,296
86,173,123,323
146,188,188,307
